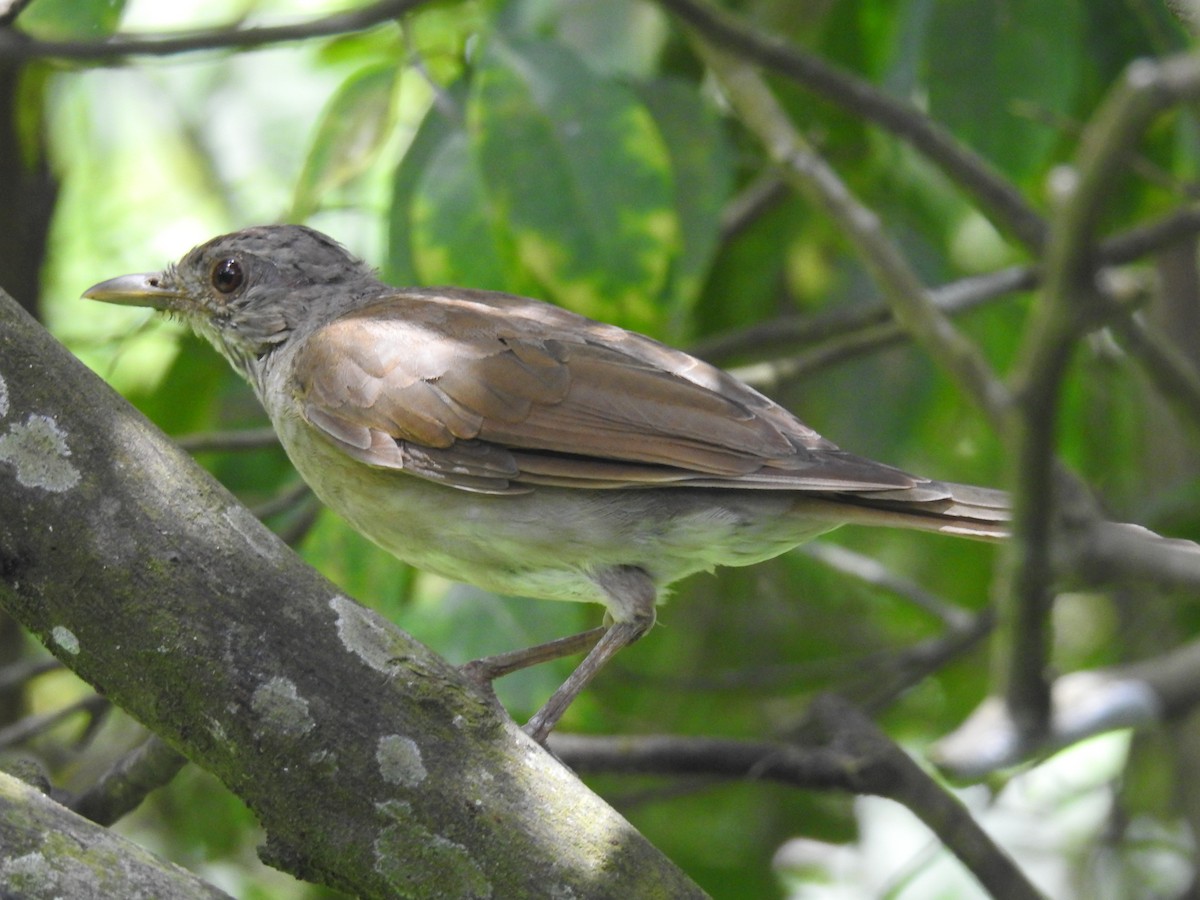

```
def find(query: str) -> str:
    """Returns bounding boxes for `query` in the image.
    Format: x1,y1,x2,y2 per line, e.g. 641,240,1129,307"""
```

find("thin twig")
0,0,432,62
401,20,462,123
176,426,279,453
71,733,189,826
695,204,1200,371
551,732,865,790
718,172,790,242
655,0,1047,251
1002,55,1200,745
1065,520,1200,590
552,696,1044,900
694,264,1032,365
695,39,1012,427
0,694,108,750
811,698,1044,900
0,0,37,29
1103,203,1200,260
274,495,324,547
935,637,1200,778
0,655,60,690
856,611,995,714
801,542,975,630
1111,312,1200,430
249,480,312,521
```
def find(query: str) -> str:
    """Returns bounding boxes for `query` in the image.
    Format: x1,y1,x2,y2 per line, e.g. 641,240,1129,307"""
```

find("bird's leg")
523,566,657,743
460,626,608,683
521,619,650,743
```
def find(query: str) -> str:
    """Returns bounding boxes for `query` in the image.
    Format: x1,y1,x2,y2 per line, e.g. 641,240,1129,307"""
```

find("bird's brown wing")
291,288,922,495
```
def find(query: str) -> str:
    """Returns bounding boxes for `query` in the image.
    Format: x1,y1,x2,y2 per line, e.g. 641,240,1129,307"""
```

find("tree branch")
1111,312,1200,432
695,204,1200,379
656,0,1047,251
934,637,1200,778
70,733,189,826
0,0,433,62
0,0,37,30
554,696,1045,900
0,770,230,898
693,39,1012,427
0,694,108,751
1001,53,1200,747
0,290,703,898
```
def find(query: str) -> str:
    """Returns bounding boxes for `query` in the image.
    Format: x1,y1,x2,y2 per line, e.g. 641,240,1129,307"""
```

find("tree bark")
0,770,231,899
0,289,704,899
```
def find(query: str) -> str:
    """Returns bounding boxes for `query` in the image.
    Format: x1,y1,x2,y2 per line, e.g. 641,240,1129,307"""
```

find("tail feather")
791,480,1011,541
794,480,1200,578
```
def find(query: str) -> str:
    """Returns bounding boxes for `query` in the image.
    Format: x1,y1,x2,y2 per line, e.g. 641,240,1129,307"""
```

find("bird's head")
84,225,378,379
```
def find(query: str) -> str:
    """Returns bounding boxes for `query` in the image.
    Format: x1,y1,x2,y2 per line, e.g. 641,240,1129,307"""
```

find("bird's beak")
82,272,184,311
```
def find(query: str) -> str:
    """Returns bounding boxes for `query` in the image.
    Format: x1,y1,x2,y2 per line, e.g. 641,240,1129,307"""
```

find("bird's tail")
791,480,1011,541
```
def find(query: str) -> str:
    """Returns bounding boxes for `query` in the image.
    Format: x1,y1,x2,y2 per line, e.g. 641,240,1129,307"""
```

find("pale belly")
273,413,837,609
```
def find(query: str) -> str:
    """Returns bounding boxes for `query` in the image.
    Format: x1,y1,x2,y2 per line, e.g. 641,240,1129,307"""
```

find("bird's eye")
211,258,244,294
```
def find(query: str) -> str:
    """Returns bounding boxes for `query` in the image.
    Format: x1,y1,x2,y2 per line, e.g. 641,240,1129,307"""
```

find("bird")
84,224,1008,741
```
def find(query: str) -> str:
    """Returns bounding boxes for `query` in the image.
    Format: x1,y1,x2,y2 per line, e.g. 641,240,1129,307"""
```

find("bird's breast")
268,408,835,609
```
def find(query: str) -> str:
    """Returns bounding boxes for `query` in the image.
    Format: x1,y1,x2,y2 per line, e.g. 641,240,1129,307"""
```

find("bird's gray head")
84,225,379,379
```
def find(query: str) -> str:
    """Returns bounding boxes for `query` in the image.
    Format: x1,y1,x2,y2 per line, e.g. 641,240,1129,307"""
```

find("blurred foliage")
16,0,127,40
6,0,1200,897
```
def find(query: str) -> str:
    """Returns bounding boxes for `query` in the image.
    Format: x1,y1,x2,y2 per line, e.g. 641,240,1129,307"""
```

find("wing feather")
290,289,919,494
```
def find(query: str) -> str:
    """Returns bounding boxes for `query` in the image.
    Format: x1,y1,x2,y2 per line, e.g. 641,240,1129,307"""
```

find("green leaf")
550,0,670,78
410,129,518,291
925,0,1082,177
291,64,398,220
637,78,733,321
17,0,126,40
468,35,678,332
386,87,466,287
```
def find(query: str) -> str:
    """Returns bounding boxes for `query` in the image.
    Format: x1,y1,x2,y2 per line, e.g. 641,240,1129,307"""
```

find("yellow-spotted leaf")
468,35,678,333
411,129,519,292
637,78,733,318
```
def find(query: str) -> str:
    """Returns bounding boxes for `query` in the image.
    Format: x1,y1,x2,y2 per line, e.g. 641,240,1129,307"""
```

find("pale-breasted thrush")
85,225,1008,740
